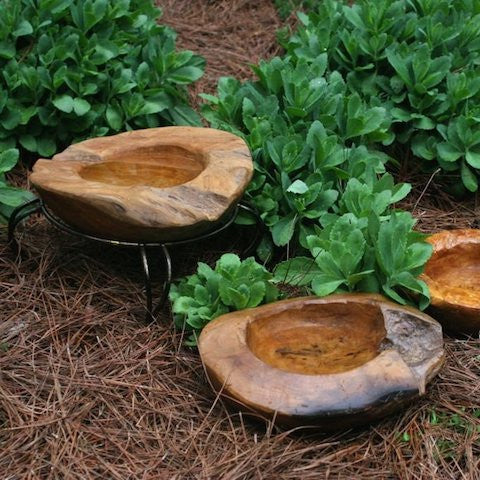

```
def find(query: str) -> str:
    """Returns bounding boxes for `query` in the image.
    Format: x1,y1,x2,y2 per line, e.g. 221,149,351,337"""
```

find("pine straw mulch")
158,0,285,107
1,0,480,478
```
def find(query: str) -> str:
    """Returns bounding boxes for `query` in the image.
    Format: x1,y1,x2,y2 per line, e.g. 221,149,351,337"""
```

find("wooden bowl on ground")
198,294,444,430
30,127,253,242
421,229,480,334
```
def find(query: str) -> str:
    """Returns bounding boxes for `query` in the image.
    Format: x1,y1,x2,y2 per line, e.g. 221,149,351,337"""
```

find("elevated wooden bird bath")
29,127,253,242
9,127,262,321
199,294,444,430
421,229,480,334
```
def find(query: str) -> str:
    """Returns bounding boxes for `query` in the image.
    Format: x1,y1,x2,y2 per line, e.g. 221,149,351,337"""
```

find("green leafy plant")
201,1,435,311
169,254,280,345
0,148,34,221
202,56,393,254
0,0,205,157
274,176,432,308
280,0,480,191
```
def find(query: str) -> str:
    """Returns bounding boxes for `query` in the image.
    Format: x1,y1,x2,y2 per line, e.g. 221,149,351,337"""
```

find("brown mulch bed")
159,0,285,107
1,1,479,478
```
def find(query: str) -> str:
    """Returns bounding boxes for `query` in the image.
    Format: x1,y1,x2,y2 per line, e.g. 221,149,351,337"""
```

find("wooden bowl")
421,229,480,334
30,127,253,242
198,294,444,430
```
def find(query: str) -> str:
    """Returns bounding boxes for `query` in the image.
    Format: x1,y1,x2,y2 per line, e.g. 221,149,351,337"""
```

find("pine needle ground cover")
1,1,479,478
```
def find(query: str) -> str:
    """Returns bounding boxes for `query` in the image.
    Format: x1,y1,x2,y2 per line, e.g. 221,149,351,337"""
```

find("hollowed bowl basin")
198,294,444,430
421,229,480,334
30,127,253,242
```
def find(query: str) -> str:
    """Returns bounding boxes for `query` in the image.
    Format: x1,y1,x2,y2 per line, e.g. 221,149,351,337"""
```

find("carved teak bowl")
198,294,444,430
421,229,480,334
30,127,253,242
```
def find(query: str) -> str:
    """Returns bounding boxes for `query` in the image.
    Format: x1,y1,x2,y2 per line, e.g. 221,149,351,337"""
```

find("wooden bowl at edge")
421,229,480,334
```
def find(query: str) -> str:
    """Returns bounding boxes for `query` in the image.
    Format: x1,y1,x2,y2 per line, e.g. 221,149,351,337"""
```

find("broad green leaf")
311,275,344,296
106,105,123,130
404,242,433,271
382,285,407,305
0,42,15,59
0,186,29,207
271,213,297,246
37,137,57,157
0,110,21,130
216,253,241,277
73,98,91,116
390,183,412,203
13,20,33,38
0,149,19,173
19,135,37,153
194,284,210,304
461,161,478,192
286,180,308,194
386,48,412,88
466,150,480,169
172,296,197,314
220,285,248,309
53,95,74,113
247,281,267,307
437,142,463,163
169,66,204,84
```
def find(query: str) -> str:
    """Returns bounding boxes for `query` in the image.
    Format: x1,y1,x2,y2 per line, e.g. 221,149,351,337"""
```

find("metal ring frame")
8,198,266,322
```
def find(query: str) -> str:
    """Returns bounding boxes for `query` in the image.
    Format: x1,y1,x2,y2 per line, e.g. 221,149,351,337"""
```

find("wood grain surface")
30,127,253,242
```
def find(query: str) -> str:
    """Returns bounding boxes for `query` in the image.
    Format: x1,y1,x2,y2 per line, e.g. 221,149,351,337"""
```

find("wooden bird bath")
421,229,480,334
30,127,253,242
198,294,444,430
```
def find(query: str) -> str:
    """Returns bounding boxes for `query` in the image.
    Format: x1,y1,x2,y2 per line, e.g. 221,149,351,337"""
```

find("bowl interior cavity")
246,302,387,375
79,145,203,188
426,243,480,291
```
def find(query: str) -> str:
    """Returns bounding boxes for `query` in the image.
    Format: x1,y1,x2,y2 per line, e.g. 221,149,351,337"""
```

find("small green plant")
428,408,480,460
274,176,432,308
280,0,480,191
169,254,280,345
0,0,204,157
430,408,480,435
0,148,34,221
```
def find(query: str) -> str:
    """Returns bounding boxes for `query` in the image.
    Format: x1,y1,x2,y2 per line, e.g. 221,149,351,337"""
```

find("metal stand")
8,199,266,322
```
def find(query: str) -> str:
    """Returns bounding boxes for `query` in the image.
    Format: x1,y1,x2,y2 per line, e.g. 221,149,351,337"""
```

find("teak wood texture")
421,229,480,334
198,294,444,430
30,127,253,242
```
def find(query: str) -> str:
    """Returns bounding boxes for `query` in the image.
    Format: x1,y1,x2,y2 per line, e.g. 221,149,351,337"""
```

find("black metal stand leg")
238,201,267,258
8,198,42,255
157,244,172,313
140,245,153,321
139,244,172,322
